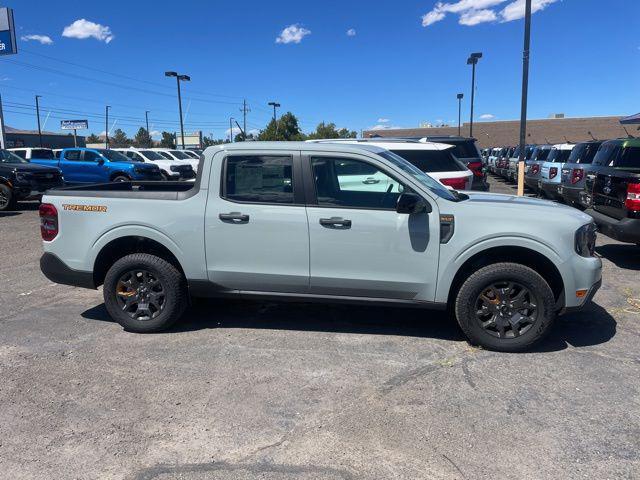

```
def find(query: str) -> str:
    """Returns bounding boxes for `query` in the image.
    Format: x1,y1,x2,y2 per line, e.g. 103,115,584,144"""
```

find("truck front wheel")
103,253,187,333
454,262,556,352
0,184,16,211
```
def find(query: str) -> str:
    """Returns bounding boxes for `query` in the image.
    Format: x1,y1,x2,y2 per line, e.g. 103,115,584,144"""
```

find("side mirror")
396,192,431,214
97,158,105,165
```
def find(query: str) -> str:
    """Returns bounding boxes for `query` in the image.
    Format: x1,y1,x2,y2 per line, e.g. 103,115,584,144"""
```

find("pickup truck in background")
0,149,64,211
30,147,162,184
585,138,640,244
39,142,602,352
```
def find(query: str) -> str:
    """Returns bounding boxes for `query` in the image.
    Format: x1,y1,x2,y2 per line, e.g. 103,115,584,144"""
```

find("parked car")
30,147,163,184
487,148,503,174
557,141,603,208
180,150,201,160
151,148,200,172
507,145,535,182
307,139,473,191
420,136,489,191
585,138,640,243
39,141,601,352
9,147,57,162
524,145,552,193
538,144,575,200
113,148,196,181
497,147,515,178
0,149,63,211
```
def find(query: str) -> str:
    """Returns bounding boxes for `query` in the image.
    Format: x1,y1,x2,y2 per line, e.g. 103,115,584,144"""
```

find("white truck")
39,142,602,352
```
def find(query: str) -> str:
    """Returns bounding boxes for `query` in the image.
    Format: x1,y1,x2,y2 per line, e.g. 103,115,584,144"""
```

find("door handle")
219,212,249,222
319,217,352,228
362,177,380,185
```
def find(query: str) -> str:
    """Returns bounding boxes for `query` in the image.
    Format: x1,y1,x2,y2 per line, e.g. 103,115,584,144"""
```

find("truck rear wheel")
103,253,187,333
0,184,16,211
454,262,556,352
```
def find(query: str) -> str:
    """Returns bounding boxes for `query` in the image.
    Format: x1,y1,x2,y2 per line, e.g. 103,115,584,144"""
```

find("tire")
454,262,556,352
112,175,130,182
0,184,16,211
103,253,187,333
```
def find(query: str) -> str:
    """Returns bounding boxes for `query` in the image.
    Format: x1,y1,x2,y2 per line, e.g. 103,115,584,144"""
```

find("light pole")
517,0,532,197
105,105,110,149
165,71,191,149
145,110,151,147
268,101,280,122
229,117,234,143
456,93,464,136
467,52,482,138
35,95,43,147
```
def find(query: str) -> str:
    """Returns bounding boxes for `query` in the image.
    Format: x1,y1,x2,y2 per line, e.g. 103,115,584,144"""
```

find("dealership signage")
0,8,16,56
61,120,89,130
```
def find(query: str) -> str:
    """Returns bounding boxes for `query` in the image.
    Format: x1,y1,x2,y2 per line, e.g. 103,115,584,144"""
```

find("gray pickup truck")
39,142,602,352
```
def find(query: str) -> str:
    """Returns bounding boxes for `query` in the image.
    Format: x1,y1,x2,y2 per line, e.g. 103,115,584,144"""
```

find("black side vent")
440,214,455,244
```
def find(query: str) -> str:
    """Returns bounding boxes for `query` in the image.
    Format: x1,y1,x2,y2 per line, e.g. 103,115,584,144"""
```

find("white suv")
307,139,473,190
113,148,195,181
151,148,199,172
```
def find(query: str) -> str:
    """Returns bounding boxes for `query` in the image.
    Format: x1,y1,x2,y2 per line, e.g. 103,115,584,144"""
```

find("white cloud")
479,113,495,120
275,24,311,44
150,130,161,139
369,124,403,131
377,118,390,123
21,34,53,45
225,126,259,137
62,19,114,43
421,0,558,27
346,28,356,36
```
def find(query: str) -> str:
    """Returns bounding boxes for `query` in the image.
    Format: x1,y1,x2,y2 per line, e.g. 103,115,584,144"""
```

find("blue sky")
4,0,639,139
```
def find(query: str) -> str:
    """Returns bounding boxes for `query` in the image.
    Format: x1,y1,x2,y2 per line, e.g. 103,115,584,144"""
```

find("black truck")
585,138,640,244
0,149,64,211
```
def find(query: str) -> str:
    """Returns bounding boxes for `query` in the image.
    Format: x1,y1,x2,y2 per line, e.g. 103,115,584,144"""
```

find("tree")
133,127,152,147
307,122,357,140
202,135,225,147
111,128,130,148
160,131,176,148
86,133,100,143
258,112,305,141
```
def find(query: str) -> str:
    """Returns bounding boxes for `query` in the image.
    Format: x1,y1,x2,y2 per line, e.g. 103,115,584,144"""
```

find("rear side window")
616,147,640,169
224,155,294,204
389,149,465,173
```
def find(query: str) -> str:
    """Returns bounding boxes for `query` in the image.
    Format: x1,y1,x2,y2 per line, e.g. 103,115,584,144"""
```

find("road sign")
61,119,89,130
0,8,17,56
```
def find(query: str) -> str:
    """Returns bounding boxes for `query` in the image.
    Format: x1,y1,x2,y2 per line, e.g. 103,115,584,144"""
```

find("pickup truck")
585,138,640,244
30,147,162,184
39,142,602,352
0,149,64,211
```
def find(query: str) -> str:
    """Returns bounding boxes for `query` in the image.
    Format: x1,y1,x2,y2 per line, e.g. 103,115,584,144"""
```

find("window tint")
32,149,54,159
83,150,102,162
64,150,82,161
547,148,573,163
592,144,621,166
12,150,26,159
446,142,479,159
224,155,294,204
389,149,465,173
97,149,129,162
616,147,640,169
312,157,407,209
140,150,165,160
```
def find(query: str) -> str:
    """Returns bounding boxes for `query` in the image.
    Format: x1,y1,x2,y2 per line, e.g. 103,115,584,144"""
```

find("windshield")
169,150,191,160
0,149,28,163
140,150,166,161
156,151,173,159
447,142,480,159
31,148,55,159
378,151,458,201
96,149,131,162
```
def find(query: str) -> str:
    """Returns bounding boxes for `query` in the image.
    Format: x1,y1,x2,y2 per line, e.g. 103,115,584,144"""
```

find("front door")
305,154,441,301
204,151,309,293
59,149,104,184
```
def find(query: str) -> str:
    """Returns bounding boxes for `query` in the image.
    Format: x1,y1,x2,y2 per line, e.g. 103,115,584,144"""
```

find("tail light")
549,167,558,179
440,177,467,190
625,183,640,212
39,203,58,241
571,168,584,184
531,164,540,175
467,161,483,178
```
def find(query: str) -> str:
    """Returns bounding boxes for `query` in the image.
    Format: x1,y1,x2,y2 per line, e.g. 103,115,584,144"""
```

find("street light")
466,52,482,138
105,105,110,149
517,0,532,197
35,95,43,147
165,71,191,149
456,93,464,136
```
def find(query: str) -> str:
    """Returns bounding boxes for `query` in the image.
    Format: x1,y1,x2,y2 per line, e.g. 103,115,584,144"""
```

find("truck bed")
46,180,198,200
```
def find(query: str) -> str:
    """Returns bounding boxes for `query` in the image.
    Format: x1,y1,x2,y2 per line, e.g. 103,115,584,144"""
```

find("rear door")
204,150,310,293
304,152,440,301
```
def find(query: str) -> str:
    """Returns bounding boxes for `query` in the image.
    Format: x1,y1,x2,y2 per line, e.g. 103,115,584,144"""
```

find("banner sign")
61,119,89,130
0,8,17,56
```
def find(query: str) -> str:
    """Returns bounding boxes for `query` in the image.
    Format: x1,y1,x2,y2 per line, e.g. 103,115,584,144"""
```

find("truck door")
59,149,104,184
204,151,309,293
304,153,440,301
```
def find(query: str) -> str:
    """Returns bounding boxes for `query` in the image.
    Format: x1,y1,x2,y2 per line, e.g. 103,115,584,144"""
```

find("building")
4,126,86,149
363,115,634,148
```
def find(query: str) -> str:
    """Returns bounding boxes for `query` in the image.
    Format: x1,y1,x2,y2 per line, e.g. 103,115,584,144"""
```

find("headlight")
575,223,597,257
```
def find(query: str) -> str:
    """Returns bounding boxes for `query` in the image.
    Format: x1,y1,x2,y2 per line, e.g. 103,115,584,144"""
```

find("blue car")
30,147,162,184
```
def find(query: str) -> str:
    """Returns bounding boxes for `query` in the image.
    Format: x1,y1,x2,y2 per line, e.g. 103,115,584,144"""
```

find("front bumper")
40,252,96,289
563,278,602,313
585,208,640,244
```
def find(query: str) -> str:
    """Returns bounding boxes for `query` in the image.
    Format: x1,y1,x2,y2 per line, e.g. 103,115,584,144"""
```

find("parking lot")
1,176,639,480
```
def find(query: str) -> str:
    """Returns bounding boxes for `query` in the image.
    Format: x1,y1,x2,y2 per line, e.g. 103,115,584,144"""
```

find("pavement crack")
442,453,467,479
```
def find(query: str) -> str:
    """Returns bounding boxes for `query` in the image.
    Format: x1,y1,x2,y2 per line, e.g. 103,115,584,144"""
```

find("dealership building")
363,115,634,148
3,126,86,149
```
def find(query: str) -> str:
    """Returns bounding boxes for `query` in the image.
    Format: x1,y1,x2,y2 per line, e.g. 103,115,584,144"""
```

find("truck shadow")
596,244,640,271
81,299,616,352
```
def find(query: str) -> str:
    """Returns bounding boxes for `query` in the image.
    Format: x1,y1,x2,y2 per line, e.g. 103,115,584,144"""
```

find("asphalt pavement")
1,178,639,480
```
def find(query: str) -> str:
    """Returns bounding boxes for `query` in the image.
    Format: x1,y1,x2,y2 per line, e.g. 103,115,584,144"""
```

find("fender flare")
109,171,132,181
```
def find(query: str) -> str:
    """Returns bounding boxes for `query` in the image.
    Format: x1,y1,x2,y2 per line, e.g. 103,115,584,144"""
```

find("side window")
616,147,640,169
83,150,102,162
64,150,81,161
13,150,26,159
311,157,406,210
223,155,294,204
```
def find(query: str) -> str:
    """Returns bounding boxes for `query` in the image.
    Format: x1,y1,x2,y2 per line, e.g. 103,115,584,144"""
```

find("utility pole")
35,95,43,147
165,71,191,149
145,110,151,147
467,52,482,138
229,117,234,143
239,99,250,141
456,93,464,136
517,0,532,197
105,105,110,149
